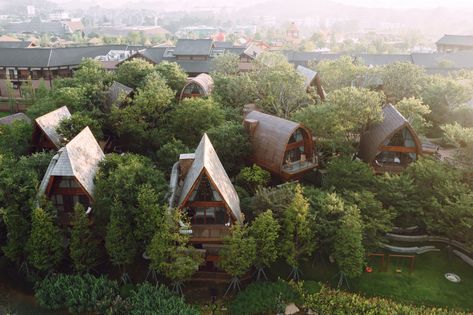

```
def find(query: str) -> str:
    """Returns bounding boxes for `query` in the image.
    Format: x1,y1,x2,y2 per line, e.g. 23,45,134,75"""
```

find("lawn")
269,247,473,312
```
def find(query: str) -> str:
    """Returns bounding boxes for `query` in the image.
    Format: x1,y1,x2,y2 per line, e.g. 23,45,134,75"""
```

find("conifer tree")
70,203,99,273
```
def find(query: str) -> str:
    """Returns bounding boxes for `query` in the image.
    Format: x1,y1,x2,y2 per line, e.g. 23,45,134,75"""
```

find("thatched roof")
34,106,71,149
358,104,421,163
245,110,306,174
0,112,31,125
42,127,104,198
178,134,242,223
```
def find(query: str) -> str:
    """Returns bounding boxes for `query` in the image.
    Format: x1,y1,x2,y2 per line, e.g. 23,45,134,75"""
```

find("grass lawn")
269,248,473,312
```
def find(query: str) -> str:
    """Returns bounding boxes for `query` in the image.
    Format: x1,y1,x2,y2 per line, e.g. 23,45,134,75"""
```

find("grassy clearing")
269,248,473,311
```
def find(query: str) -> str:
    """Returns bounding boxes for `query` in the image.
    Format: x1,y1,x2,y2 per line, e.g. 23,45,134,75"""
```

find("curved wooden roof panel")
179,73,214,100
245,110,302,174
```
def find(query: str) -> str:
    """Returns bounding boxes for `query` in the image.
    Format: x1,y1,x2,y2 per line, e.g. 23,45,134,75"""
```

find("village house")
38,127,105,225
358,104,423,174
169,134,243,271
32,106,71,151
243,108,317,180
179,73,214,100
436,35,473,53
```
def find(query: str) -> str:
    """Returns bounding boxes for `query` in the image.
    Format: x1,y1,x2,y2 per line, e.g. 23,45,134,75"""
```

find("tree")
155,61,188,94
212,73,256,109
333,203,364,287
0,120,33,157
155,138,189,176
26,207,63,272
57,112,103,143
294,87,384,154
250,184,296,220
219,224,256,294
312,55,368,92
323,157,375,192
167,97,225,147
116,58,156,89
135,185,165,249
236,164,271,194
105,199,137,279
441,122,473,162
252,52,310,118
281,185,315,280
380,62,426,103
51,86,89,112
249,210,280,280
206,122,252,176
212,53,240,75
69,203,99,273
395,97,431,134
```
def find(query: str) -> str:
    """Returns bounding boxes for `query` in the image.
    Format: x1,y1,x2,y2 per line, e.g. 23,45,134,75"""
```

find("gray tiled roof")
0,112,31,125
178,134,242,223
214,41,234,49
108,81,133,106
355,54,413,66
0,41,33,48
35,106,71,149
436,35,473,47
50,127,104,197
140,47,167,63
358,104,415,162
174,39,213,56
175,60,212,74
5,21,69,36
411,51,473,69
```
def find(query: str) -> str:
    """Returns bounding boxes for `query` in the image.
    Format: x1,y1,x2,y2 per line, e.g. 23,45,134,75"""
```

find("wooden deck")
189,225,230,243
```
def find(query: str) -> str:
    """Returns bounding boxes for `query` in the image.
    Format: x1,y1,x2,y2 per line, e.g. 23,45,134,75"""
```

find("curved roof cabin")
179,73,214,100
244,110,317,180
358,104,422,173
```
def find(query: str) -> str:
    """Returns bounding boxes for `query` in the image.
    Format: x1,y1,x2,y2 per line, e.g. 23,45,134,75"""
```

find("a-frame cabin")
32,106,71,151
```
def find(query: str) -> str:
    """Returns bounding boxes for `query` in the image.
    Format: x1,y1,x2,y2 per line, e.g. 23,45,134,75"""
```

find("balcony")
282,160,317,176
189,225,231,243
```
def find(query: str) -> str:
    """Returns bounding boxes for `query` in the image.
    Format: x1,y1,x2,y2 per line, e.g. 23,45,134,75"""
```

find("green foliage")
295,87,384,154
167,97,225,147
0,120,32,157
69,203,99,273
116,58,156,89
156,138,190,176
281,185,316,268
127,283,199,315
105,199,138,267
155,61,188,94
380,62,426,103
324,157,375,192
313,55,368,92
212,53,240,75
249,210,280,269
303,285,463,315
395,97,431,134
57,112,103,142
212,73,256,109
26,207,63,271
206,122,251,176
236,164,271,194
35,274,119,314
441,122,473,162
135,185,165,248
250,184,295,219
333,203,364,278
219,224,256,278
252,52,310,118
229,280,302,315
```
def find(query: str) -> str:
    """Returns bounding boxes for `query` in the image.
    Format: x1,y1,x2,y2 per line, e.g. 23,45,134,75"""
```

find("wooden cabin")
32,106,71,151
0,112,31,125
243,109,317,180
172,134,242,270
296,65,326,101
179,73,214,101
358,104,423,174
106,81,133,109
38,127,105,224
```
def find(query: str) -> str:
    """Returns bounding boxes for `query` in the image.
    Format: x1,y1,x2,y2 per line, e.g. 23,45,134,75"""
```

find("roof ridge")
47,48,53,67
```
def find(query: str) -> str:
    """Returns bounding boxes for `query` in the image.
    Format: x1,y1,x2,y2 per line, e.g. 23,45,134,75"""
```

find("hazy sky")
335,0,473,8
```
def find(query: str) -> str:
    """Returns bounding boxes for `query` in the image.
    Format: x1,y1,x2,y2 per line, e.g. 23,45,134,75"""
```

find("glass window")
288,128,304,143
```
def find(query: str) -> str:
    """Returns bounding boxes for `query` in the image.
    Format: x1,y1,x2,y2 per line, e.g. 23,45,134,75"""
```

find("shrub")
228,280,301,315
127,283,199,315
304,285,465,315
35,274,119,314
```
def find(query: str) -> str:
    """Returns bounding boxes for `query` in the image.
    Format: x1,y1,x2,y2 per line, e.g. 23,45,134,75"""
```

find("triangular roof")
358,104,421,162
0,112,31,125
35,106,71,149
108,81,133,106
296,65,318,90
178,134,242,223
49,127,104,198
